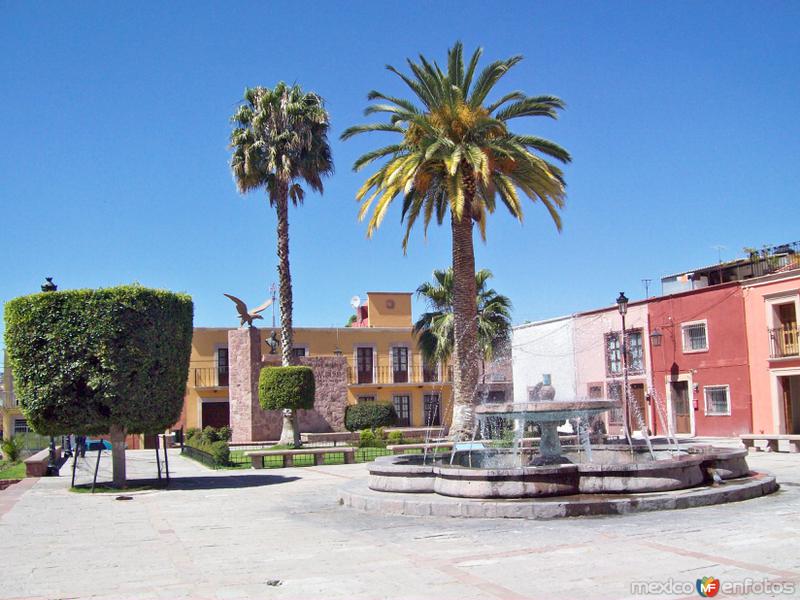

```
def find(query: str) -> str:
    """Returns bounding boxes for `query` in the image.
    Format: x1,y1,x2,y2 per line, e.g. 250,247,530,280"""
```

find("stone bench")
245,447,355,468
300,432,357,446
23,446,62,477
740,434,800,453
387,442,455,455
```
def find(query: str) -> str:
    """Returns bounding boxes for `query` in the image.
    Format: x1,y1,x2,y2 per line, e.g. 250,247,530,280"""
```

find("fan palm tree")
229,82,333,446
341,42,570,439
415,268,512,380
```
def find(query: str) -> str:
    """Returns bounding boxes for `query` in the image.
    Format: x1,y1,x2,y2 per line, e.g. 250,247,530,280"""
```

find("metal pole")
91,448,102,493
70,449,78,488
155,436,162,483
46,436,58,476
621,314,633,449
162,435,170,484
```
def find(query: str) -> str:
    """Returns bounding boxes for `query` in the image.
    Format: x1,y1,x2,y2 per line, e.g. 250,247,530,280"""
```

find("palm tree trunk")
449,186,479,441
276,183,294,367
275,182,301,448
109,423,126,488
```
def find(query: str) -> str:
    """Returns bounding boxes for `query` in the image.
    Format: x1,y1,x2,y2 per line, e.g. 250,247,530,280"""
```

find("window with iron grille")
682,321,708,352
605,333,622,375
588,384,603,399
627,330,644,373
393,395,410,426
487,390,506,403
356,347,373,384
607,383,623,424
704,385,730,416
13,418,29,434
292,347,307,358
216,348,229,386
423,394,440,426
357,395,375,403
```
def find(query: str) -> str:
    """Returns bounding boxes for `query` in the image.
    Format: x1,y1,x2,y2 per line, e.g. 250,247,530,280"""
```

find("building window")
605,333,622,375
423,394,440,426
627,330,644,374
423,361,439,383
682,321,708,352
357,395,375,403
392,347,409,383
216,348,229,387
356,347,373,384
13,418,29,434
393,395,410,426
487,390,506,403
588,384,603,399
292,347,307,358
704,385,731,416
607,383,623,424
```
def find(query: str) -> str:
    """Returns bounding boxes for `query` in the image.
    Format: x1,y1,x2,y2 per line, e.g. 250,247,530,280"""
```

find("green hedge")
186,427,230,466
345,402,397,432
3,285,193,436
258,366,315,411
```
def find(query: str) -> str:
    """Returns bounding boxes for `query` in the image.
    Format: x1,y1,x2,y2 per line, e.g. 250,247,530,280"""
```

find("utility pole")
642,279,651,298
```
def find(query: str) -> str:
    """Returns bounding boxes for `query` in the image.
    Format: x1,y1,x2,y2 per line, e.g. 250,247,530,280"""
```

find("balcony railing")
347,365,453,385
769,326,799,358
193,366,229,388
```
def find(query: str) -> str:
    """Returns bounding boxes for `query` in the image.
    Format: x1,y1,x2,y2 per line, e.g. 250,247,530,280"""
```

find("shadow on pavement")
92,474,302,491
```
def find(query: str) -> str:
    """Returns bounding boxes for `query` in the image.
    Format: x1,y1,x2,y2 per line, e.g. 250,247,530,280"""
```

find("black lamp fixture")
616,291,629,316
41,277,57,292
649,328,663,347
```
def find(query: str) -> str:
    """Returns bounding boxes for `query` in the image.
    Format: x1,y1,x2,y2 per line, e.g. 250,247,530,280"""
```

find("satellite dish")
350,296,361,310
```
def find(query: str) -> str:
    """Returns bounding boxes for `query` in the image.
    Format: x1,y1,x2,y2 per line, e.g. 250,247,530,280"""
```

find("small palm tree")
342,42,569,438
415,268,512,380
230,82,333,445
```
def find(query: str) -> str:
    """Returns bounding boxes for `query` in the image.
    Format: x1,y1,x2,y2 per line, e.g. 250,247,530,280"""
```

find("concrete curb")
338,471,778,519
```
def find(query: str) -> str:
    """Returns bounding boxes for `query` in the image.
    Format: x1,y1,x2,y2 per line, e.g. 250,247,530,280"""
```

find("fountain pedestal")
533,421,570,465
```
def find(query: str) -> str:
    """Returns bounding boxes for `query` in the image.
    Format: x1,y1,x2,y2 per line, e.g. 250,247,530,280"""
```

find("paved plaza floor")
1,445,798,600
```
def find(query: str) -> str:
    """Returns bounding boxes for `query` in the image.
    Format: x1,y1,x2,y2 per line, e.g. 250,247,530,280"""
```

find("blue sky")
1,1,798,341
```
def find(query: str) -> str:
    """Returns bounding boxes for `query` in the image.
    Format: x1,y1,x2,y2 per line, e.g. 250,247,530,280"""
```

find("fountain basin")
368,445,752,498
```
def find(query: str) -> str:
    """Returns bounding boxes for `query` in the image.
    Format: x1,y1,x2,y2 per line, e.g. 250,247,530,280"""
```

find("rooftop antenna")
642,279,651,298
712,245,727,264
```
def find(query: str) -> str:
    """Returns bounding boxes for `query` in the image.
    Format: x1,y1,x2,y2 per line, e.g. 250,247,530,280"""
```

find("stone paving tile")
1,449,798,599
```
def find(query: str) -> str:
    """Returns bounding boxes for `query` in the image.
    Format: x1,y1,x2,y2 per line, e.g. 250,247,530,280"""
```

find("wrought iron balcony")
347,365,452,386
193,366,229,388
769,326,799,358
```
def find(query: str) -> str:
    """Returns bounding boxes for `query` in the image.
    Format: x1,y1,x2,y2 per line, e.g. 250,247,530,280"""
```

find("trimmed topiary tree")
258,366,315,447
4,285,193,487
344,402,397,432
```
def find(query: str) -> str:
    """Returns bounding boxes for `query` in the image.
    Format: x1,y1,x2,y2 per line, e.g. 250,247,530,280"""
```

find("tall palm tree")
230,82,333,446
415,268,512,380
342,42,570,439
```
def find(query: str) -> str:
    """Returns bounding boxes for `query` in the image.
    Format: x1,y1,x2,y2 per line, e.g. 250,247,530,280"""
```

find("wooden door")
628,383,648,432
202,402,230,429
392,347,409,383
357,348,373,384
670,381,691,434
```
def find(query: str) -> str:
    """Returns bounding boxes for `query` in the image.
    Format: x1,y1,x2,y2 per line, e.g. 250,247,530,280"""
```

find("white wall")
512,316,577,403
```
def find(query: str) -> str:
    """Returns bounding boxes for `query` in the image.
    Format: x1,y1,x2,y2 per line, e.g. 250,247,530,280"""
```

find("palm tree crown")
414,268,512,366
230,82,333,207
341,41,571,250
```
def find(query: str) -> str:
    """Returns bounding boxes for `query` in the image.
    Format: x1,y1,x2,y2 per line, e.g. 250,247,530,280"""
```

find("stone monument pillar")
228,327,262,444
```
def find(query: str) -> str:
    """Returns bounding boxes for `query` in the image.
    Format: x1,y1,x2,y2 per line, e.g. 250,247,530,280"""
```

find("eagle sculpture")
223,293,273,328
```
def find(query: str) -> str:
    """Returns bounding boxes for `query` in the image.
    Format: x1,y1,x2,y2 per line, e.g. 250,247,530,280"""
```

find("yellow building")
181,292,453,433
1,353,27,441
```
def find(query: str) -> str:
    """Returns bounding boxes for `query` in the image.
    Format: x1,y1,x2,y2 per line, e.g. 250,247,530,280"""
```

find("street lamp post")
616,291,632,448
41,277,59,476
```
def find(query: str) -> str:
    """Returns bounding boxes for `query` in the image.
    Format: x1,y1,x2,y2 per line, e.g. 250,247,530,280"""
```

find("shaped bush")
185,427,230,467
4,285,193,487
259,366,315,447
344,402,397,432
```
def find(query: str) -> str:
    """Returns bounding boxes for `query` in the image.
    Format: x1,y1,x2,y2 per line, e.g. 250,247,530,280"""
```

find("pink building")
573,302,654,436
742,269,800,435
647,283,752,437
